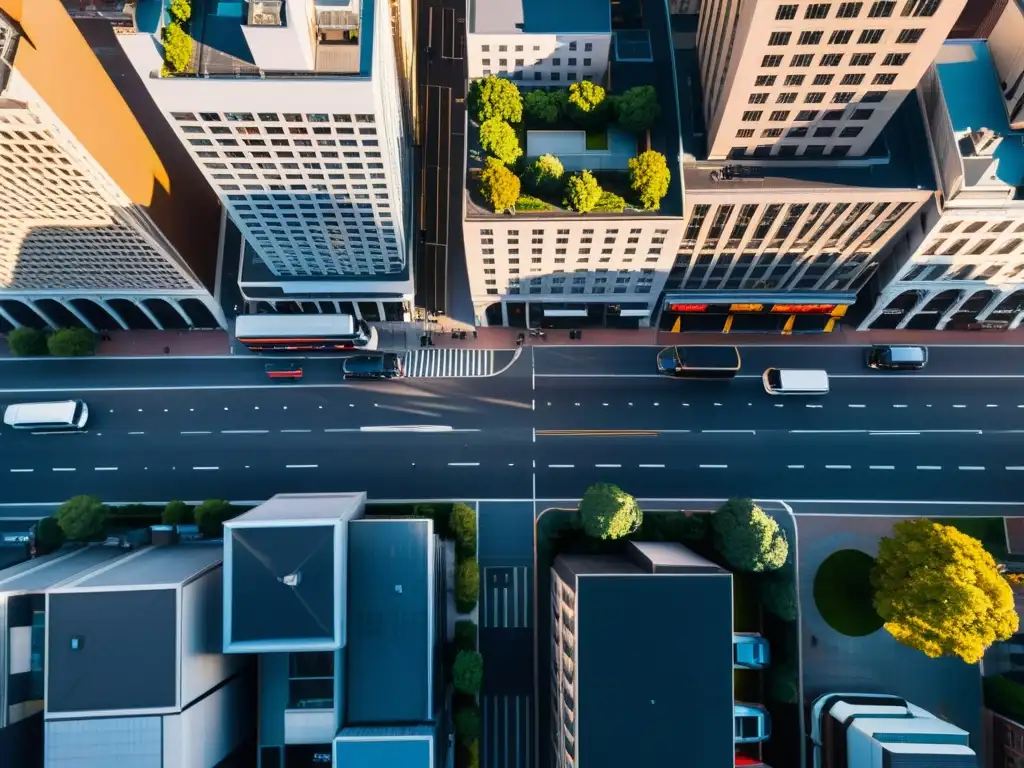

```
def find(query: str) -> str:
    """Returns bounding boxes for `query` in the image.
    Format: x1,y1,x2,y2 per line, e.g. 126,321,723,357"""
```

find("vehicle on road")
657,345,741,379
733,633,770,669
3,399,89,430
264,363,304,381
866,345,928,371
235,314,378,353
342,353,404,379
734,702,771,743
762,368,829,395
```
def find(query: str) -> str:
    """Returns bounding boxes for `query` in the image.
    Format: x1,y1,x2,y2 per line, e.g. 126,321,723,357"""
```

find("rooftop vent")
967,128,1002,158
281,571,302,587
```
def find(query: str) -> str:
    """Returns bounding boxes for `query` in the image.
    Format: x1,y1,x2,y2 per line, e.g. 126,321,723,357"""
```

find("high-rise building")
696,0,968,160
113,0,416,321
0,0,225,332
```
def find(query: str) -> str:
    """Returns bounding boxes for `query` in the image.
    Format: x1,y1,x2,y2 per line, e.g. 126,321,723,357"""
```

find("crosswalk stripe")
405,349,496,377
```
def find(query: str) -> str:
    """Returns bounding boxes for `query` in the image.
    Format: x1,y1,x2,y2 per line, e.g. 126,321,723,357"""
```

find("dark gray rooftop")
68,545,221,589
575,569,734,768
230,525,337,645
468,0,611,34
0,546,125,595
335,725,434,768
346,519,433,724
47,589,177,714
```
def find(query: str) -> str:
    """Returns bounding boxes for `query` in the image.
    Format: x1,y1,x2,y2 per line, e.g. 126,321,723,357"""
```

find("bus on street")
234,314,379,353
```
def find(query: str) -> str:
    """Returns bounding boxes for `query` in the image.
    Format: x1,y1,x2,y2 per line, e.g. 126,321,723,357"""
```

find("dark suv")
866,345,928,371
342,353,404,379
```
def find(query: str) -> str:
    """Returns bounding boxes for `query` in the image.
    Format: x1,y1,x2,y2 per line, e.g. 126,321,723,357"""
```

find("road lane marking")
790,429,865,434
595,464,622,468
988,404,999,408
222,429,269,434
702,429,757,434
286,464,319,469
959,466,985,471
9,469,33,473
1007,467,1024,471
787,465,805,469
869,465,895,470
280,429,311,433
953,404,966,408
869,431,921,436
52,468,76,472
548,464,575,468
360,425,457,432
180,431,211,435
638,464,665,468
917,465,942,470
893,404,907,408
825,465,851,469
192,466,220,471
699,464,727,469
848,404,865,408
448,462,481,467
806,404,823,408
94,467,118,471
128,431,145,435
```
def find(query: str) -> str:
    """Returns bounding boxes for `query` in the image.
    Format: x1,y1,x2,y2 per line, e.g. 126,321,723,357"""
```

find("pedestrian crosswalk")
405,348,497,377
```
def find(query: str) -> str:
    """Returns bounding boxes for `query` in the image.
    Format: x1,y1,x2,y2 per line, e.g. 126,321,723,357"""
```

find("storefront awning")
663,290,857,307
543,309,588,317
619,309,651,317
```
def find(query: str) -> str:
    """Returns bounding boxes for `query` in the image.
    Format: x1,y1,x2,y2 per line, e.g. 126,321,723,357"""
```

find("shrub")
162,500,193,525
711,498,788,572
524,153,564,194
194,499,235,538
413,503,452,538
761,568,799,621
455,619,478,652
56,495,109,541
34,516,65,555
523,89,561,124
478,157,520,213
162,22,193,73
637,511,709,543
564,170,603,213
457,739,480,768
456,559,480,613
592,190,626,213
479,118,522,165
6,327,48,356
169,0,192,23
567,80,609,127
514,194,556,211
628,150,671,211
468,76,523,123
985,675,1024,722
578,482,643,540
454,704,482,743
450,503,477,558
47,327,96,357
452,650,484,694
614,85,661,134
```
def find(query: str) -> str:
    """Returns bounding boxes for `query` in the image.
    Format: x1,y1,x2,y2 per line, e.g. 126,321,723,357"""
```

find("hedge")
455,619,478,652
456,559,480,613
450,503,477,558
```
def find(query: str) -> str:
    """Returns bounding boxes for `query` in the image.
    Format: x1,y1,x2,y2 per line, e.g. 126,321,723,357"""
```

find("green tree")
47,328,96,357
711,499,788,572
478,118,522,165
578,482,642,540
478,157,520,213
872,518,1018,663
34,515,66,555
468,76,523,123
56,495,109,541
593,190,626,213
564,170,603,213
523,89,561,124
628,150,671,211
6,327,48,357
454,704,482,743
162,22,193,73
454,619,478,652
162,500,193,525
456,559,480,613
194,499,235,538
614,85,661,134
566,80,608,127
169,0,191,23
449,503,477,558
524,154,564,194
760,569,799,621
452,650,484,694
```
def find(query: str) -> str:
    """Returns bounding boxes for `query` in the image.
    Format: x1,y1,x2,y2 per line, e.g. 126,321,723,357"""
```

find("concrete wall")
466,33,611,84
987,0,1024,131
180,569,244,709
165,676,247,768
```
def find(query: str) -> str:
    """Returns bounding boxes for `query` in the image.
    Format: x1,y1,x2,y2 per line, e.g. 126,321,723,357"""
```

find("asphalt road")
2,345,1024,508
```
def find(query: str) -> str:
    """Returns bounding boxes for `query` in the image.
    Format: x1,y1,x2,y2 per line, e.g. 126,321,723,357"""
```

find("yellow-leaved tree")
872,519,1018,663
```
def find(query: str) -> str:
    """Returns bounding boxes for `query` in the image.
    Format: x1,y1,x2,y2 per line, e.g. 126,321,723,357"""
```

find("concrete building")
221,493,448,768
950,0,1007,39
112,0,416,321
549,541,736,768
811,693,976,768
985,709,1024,768
860,38,1024,331
0,0,225,333
696,0,968,161
466,0,612,85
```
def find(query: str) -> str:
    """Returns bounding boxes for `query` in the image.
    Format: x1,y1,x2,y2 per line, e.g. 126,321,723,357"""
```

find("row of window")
489,284,650,295
172,112,376,124
767,27,923,46
482,70,590,82
481,256,663,265
740,107,875,122
481,236,666,244
754,71,892,88
478,228,670,236
899,260,1024,282
750,87,885,104
480,248,663,256
761,52,907,68
737,125,863,140
478,41,595,53
480,57,594,68
774,0,941,21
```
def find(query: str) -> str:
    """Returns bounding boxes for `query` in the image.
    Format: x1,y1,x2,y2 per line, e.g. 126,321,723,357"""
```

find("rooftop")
59,0,137,29
468,0,611,34
672,19,937,194
60,543,221,590
346,519,434,724
0,546,126,595
335,725,435,768
935,40,1024,195
565,555,735,768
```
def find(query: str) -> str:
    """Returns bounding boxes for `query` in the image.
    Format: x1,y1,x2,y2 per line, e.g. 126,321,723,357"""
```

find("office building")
0,0,225,333
221,492,448,768
986,709,1024,768
696,0,968,160
113,0,416,321
950,0,1006,38
860,36,1024,330
811,693,976,768
549,541,736,768
466,0,612,84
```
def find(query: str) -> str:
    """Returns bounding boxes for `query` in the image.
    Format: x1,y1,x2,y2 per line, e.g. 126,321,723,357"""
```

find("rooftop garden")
161,0,195,75
467,76,671,216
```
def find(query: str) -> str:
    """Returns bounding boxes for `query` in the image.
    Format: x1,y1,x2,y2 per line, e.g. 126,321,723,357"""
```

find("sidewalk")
95,331,231,357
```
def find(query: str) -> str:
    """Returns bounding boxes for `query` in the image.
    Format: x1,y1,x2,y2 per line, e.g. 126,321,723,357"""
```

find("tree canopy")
567,81,608,126
6,327,48,357
711,498,788,572
450,503,477,558
162,22,193,73
524,154,564,194
578,482,643,540
564,170,603,213
628,150,671,211
162,500,193,525
452,650,484,694
34,516,66,555
454,704,482,743
760,566,799,621
469,76,523,123
872,519,1018,663
614,85,661,134
478,157,520,212
524,89,562,125
56,495,109,541
169,0,192,23
194,499,235,538
456,559,480,612
478,118,522,165
47,327,96,357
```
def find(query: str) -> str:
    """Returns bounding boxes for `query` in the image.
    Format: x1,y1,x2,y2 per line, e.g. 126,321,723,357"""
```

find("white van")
762,368,829,396
3,400,89,430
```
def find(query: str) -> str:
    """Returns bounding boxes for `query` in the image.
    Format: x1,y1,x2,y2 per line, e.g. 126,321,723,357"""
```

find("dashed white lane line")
825,465,852,469
870,465,895,470
699,464,728,469
129,431,145,435
52,468,76,472
959,465,985,471
1007,466,1024,471
987,404,999,408
639,464,665,468
702,429,757,434
806,404,823,408
94,467,118,471
893,404,907,408
917,465,942,470
549,464,575,468
9,468,33,473
192,466,220,471
281,429,311,434
595,463,622,468
222,429,269,435
286,464,319,469
787,464,805,469
448,462,481,467
181,431,210,435
848,404,865,408
953,404,967,408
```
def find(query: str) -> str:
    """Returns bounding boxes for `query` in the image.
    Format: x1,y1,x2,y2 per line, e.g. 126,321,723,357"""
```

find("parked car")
734,703,771,744
342,353,404,380
866,345,928,371
733,633,770,670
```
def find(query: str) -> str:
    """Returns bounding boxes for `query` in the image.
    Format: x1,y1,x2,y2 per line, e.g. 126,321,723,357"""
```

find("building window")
841,73,864,85
798,30,823,44
788,126,808,137
762,54,784,67
742,111,763,122
584,58,592,66
569,41,577,50
776,3,798,17
757,75,778,86
736,129,755,138
829,29,853,44
769,31,792,45
904,0,942,16
824,109,845,120
805,92,825,103
784,74,804,86
840,126,863,137
770,110,791,121
837,1,863,15
585,42,593,51
805,3,831,17
777,92,798,103
814,126,836,137
795,110,820,121
862,90,886,102
850,53,875,67
832,91,855,103
820,53,843,66
749,93,769,104
868,0,895,13
552,57,561,65
873,72,898,84
882,52,909,65
791,54,814,67
762,128,784,138
851,108,874,120
813,73,834,85
858,29,883,44
895,28,924,44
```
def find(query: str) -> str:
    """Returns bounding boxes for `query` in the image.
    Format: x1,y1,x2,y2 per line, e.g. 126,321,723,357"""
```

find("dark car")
342,353,404,379
866,345,927,371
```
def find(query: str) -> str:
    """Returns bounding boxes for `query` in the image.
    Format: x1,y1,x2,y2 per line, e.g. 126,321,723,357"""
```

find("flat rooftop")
468,0,611,34
935,40,1024,194
335,726,434,768
573,566,735,768
63,544,221,590
0,546,126,595
346,519,433,724
672,19,937,194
